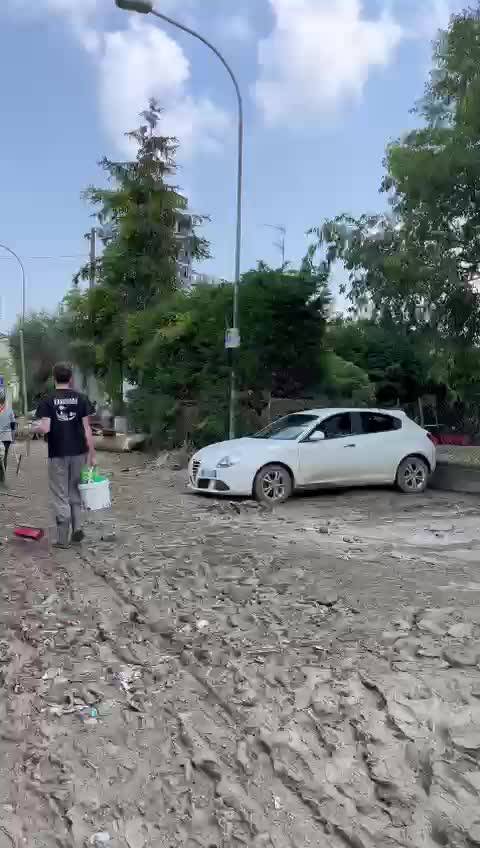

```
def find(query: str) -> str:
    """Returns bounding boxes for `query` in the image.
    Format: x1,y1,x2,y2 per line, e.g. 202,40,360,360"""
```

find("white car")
188,408,436,504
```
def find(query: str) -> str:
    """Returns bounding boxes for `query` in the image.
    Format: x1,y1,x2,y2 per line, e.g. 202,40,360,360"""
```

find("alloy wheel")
261,468,287,501
402,461,427,491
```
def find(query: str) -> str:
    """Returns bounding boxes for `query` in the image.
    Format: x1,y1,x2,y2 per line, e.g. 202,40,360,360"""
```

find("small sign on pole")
225,327,240,349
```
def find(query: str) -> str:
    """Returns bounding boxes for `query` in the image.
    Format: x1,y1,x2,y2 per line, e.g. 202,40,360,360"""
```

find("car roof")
289,408,408,418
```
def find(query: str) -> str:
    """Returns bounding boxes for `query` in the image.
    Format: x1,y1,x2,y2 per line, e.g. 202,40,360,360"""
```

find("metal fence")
402,396,480,444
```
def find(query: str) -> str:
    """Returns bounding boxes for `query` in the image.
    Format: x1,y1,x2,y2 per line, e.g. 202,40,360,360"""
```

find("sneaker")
71,529,85,544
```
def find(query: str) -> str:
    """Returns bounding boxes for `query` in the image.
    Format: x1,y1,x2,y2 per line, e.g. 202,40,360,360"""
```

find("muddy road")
1,444,480,847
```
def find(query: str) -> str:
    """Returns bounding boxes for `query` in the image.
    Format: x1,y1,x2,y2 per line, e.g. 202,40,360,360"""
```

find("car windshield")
253,414,318,440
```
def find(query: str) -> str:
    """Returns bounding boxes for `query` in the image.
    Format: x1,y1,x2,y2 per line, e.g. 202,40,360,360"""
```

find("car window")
311,412,352,440
360,412,402,434
253,414,319,440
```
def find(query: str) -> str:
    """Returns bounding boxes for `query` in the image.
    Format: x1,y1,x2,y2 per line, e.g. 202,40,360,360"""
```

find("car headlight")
217,455,241,468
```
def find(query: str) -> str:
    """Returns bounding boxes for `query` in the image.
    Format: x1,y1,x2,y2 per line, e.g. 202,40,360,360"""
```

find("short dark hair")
53,362,73,385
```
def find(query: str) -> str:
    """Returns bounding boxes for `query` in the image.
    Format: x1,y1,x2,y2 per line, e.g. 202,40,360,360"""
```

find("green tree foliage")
10,311,70,404
322,352,375,406
327,319,432,405
304,6,480,425
126,266,332,445
67,100,208,411
66,101,333,443
238,265,331,398
309,7,480,342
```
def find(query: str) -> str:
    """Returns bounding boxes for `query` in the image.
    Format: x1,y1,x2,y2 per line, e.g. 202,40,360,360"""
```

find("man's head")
53,362,73,387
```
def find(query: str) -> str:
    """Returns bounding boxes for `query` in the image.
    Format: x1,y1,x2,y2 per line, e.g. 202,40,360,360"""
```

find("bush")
322,353,375,405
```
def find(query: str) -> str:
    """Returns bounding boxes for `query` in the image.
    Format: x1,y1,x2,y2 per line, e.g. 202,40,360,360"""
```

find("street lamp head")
115,0,153,13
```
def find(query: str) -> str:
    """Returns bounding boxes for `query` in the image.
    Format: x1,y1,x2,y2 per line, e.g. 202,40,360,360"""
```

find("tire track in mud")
0,545,86,846
67,494,480,848
72,529,329,847
2,456,480,846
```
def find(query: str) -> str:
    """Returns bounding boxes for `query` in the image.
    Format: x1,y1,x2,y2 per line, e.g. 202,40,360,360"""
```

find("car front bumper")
188,461,253,497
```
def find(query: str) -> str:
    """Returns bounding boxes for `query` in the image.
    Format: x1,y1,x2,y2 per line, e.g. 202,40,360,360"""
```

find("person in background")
0,391,16,483
34,363,96,548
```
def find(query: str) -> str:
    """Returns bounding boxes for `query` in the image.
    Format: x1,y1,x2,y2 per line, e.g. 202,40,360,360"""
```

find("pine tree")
67,100,208,410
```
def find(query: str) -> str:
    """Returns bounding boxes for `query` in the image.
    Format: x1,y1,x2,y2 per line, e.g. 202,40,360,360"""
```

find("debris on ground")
205,499,273,516
153,446,190,470
2,444,480,846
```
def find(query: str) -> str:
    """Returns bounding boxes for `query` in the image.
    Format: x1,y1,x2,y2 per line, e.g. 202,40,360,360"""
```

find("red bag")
14,527,45,541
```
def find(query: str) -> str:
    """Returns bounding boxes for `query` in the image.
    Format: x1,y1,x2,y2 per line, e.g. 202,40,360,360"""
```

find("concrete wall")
430,462,480,494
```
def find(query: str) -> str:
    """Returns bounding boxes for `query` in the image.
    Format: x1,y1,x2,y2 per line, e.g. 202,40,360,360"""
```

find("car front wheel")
254,463,293,505
396,456,429,494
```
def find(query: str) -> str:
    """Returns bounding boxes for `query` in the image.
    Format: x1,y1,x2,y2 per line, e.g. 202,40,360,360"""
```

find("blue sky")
0,0,465,331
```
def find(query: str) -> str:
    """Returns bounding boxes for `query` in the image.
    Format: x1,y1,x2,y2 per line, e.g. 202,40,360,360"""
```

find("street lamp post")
115,0,243,438
0,243,28,418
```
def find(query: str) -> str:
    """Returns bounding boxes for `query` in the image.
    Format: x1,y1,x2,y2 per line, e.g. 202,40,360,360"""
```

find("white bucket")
78,479,111,511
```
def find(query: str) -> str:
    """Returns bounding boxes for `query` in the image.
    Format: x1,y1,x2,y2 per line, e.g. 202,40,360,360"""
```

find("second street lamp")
0,243,28,419
114,0,243,439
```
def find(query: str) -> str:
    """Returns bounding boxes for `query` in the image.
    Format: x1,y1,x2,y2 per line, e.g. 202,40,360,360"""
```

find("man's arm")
33,417,51,435
32,398,50,435
83,416,96,467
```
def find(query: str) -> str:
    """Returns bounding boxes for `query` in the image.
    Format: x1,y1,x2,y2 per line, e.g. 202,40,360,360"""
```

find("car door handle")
344,443,356,448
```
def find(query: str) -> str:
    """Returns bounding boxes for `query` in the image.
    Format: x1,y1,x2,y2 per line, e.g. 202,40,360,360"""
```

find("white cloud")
218,13,253,42
99,19,229,156
390,0,455,39
413,0,456,37
254,0,403,126
5,0,229,157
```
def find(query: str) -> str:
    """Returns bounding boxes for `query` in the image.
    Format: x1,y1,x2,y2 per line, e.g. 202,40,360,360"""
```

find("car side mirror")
308,431,325,442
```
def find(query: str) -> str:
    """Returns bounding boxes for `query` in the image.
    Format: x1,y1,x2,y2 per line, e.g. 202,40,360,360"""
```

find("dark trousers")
2,442,10,468
48,454,87,531
0,442,10,482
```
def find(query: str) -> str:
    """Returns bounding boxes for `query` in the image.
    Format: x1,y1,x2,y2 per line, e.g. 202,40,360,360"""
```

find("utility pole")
87,227,96,289
264,224,286,267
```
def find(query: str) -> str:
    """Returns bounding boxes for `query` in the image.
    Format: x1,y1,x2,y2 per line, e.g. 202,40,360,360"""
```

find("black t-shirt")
36,390,91,459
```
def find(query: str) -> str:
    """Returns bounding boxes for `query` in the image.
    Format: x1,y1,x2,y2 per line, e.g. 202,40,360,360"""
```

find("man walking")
0,390,16,484
35,363,96,547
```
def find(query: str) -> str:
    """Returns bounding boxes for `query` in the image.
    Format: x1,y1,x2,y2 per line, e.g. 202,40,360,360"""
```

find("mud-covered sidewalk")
1,444,480,848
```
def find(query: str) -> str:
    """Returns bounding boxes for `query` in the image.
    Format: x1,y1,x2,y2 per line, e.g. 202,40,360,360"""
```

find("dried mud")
0,446,480,847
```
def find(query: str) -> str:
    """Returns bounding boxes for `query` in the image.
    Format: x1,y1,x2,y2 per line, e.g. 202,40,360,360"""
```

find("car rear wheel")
396,456,429,494
254,464,293,505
